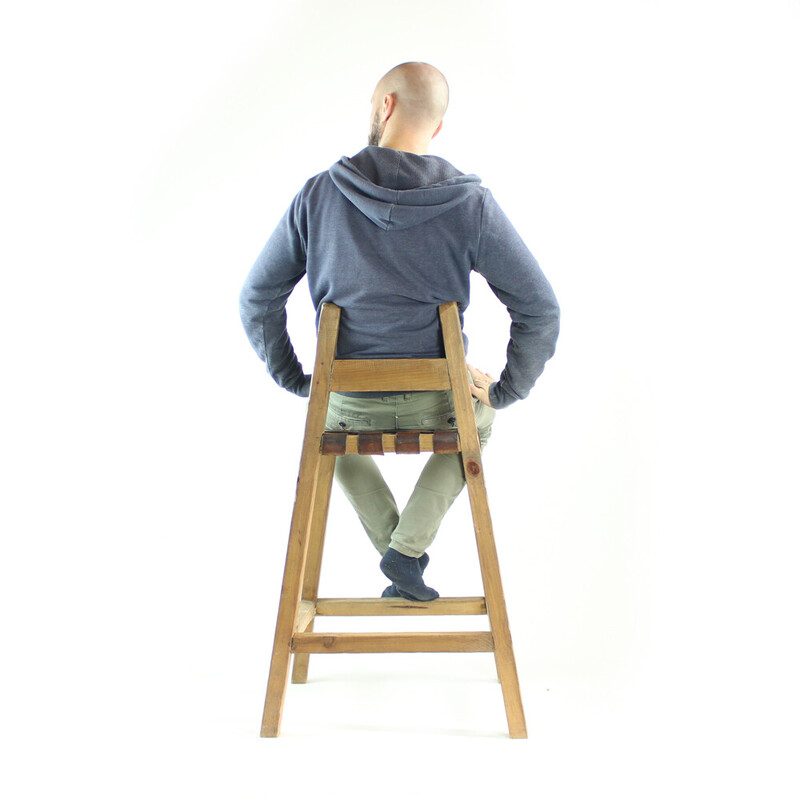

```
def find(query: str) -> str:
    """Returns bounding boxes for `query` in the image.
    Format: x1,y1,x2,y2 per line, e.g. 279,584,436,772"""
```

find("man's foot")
380,548,438,601
381,552,430,599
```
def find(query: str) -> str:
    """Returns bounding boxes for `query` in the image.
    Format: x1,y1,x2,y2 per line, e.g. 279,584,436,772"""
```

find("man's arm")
473,189,560,409
239,193,312,397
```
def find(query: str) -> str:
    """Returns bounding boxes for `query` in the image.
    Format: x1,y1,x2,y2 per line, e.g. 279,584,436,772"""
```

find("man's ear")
432,120,443,139
382,93,397,121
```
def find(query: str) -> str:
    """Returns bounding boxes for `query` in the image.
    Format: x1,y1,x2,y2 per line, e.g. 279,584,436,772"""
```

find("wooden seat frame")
260,301,527,738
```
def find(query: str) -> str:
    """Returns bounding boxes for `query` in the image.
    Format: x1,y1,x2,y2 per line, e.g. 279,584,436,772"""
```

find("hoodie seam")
474,188,489,272
292,196,308,258
390,157,401,228
392,154,401,187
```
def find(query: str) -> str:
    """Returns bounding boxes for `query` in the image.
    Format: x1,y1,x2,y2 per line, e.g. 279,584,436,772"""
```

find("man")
239,62,559,601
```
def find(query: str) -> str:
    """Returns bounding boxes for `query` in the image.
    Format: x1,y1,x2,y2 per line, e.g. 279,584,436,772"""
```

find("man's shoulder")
302,165,336,190
289,166,337,205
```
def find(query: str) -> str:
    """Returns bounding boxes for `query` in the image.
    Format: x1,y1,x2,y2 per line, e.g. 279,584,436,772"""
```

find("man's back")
239,145,559,409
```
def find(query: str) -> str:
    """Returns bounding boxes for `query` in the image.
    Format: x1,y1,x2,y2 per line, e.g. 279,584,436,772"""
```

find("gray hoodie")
239,146,559,409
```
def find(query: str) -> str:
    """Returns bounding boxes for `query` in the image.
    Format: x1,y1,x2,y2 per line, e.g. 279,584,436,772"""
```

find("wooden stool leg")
464,471,528,738
260,450,322,737
291,454,336,684
440,302,528,739
260,303,341,737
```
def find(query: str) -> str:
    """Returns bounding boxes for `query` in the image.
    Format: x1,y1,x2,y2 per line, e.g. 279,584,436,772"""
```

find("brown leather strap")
320,432,347,456
395,431,421,454
433,430,460,454
357,433,384,455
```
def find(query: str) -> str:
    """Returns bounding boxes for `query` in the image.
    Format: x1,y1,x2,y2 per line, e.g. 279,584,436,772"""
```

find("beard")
368,110,384,146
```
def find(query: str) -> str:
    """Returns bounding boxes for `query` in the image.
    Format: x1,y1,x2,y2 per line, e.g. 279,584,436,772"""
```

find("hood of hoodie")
328,146,483,231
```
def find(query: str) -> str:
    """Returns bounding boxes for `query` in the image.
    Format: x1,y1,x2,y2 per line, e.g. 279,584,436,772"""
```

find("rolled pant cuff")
387,542,424,559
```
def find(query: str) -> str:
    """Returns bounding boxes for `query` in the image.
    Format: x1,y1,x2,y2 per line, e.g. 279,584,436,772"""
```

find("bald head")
368,62,450,153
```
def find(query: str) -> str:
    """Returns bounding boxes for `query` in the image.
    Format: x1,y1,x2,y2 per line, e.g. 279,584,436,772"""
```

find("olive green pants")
324,383,495,558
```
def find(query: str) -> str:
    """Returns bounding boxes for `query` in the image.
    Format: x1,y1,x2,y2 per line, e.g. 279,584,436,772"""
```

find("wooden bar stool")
260,301,527,738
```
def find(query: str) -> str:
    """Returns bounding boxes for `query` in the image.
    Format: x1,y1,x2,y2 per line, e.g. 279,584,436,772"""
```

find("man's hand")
467,364,495,408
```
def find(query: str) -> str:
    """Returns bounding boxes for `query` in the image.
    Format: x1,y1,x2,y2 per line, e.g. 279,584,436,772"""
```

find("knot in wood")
466,460,481,476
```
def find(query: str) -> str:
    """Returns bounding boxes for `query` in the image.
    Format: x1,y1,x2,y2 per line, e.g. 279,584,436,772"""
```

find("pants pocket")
325,394,375,432
419,410,457,428
326,410,373,431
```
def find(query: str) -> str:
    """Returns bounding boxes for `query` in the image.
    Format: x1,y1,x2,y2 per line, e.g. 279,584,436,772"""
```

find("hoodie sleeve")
473,189,560,409
238,192,312,397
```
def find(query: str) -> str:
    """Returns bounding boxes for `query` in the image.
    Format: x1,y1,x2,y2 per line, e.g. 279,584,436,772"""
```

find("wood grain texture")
315,597,488,616
330,358,450,391
294,601,316,633
291,631,494,654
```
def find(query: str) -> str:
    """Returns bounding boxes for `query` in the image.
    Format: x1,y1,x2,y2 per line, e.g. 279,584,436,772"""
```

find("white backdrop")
2,1,798,797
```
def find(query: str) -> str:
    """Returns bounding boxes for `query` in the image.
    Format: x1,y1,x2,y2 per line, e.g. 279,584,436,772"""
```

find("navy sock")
382,552,430,598
380,548,438,601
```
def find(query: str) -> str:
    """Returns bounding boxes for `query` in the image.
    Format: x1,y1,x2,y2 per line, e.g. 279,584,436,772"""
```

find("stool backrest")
316,300,463,393
308,300,480,459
